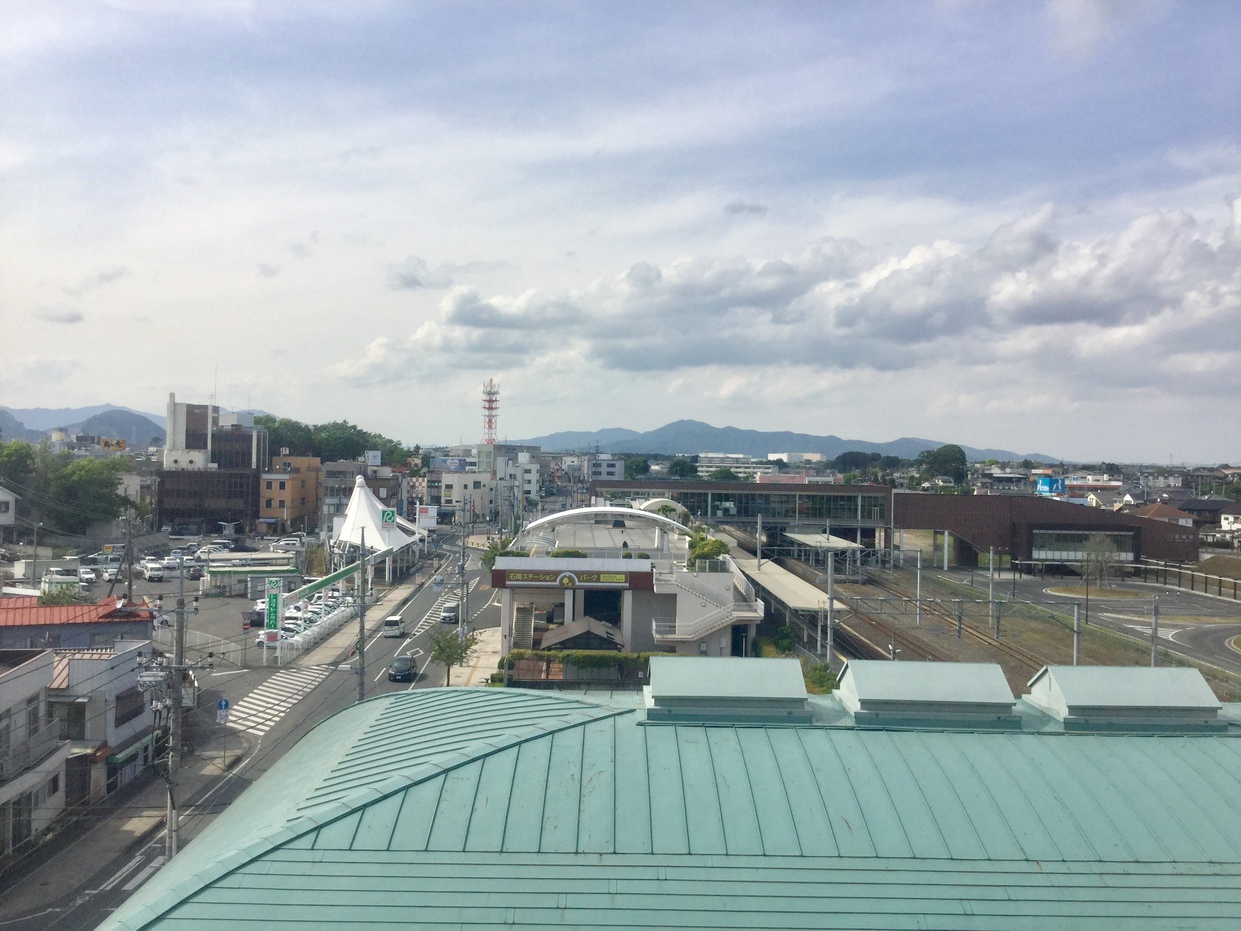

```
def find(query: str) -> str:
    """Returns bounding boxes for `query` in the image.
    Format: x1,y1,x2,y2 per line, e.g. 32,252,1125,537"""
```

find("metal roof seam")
756,728,803,857
905,731,989,859
831,729,917,858
1043,735,1174,862
788,728,843,855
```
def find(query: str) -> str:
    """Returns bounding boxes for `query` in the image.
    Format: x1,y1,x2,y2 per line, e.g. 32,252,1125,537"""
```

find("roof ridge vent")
835,660,1020,730
1021,665,1224,733
644,657,811,724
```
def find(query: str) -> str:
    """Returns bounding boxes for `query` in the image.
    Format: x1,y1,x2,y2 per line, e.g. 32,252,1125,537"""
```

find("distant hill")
1,404,165,432
516,419,1057,463
0,409,43,442
0,404,165,448
76,409,166,448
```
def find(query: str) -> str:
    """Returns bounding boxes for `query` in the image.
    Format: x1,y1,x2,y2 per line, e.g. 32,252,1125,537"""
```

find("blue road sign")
217,698,230,711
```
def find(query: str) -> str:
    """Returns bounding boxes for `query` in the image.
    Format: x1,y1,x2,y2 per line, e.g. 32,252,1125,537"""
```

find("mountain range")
515,420,1058,463
1,405,166,448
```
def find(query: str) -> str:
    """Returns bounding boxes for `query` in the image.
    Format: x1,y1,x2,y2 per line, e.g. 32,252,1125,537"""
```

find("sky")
2,1,1239,464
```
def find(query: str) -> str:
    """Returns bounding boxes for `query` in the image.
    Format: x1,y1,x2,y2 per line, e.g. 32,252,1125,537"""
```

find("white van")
439,601,460,624
382,615,405,637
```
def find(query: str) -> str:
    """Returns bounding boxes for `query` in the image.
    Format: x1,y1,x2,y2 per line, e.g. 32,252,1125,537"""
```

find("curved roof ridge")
108,692,632,930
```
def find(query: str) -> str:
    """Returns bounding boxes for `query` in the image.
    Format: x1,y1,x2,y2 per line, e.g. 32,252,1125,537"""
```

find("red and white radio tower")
481,378,499,444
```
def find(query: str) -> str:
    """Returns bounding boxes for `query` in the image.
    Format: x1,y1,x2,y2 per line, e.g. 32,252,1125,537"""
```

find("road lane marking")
225,666,332,735
120,855,166,892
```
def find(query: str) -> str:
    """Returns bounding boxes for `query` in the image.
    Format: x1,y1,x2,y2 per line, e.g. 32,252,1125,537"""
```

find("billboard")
431,457,473,473
365,449,382,467
1036,476,1067,496
416,505,439,529
100,438,127,451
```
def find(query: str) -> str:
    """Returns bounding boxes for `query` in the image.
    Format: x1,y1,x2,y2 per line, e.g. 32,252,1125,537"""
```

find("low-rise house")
0,650,69,868
0,597,154,650
47,640,155,803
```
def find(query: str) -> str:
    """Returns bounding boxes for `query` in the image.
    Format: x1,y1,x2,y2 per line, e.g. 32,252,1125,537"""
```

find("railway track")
722,526,1044,680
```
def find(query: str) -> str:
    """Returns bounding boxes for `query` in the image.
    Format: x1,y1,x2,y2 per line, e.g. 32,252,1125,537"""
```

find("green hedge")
547,548,589,558
507,649,661,670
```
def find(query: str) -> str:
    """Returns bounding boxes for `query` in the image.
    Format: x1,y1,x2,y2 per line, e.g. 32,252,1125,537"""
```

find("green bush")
805,662,837,694
635,552,650,559
773,625,795,654
622,551,633,559
508,648,661,671
548,548,589,558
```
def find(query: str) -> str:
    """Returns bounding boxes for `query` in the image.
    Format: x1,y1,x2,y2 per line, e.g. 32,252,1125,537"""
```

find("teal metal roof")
102,686,1241,930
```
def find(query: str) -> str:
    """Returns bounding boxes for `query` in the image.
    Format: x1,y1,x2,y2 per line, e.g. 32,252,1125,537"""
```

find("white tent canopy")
332,475,423,553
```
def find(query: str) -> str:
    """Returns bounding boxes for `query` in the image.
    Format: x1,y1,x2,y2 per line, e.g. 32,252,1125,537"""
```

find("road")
938,565,1241,675
0,532,499,931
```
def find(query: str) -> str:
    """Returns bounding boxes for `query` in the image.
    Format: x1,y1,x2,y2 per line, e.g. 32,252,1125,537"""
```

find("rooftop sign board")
1036,476,1066,495
493,568,653,590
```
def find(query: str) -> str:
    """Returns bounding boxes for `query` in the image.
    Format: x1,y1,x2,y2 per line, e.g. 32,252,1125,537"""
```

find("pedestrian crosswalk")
411,579,480,637
225,665,333,735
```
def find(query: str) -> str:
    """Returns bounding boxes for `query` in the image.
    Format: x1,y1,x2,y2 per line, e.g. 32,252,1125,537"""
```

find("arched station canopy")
523,505,691,537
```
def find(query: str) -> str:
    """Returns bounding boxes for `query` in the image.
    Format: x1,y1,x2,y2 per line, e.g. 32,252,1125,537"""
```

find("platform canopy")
332,475,423,553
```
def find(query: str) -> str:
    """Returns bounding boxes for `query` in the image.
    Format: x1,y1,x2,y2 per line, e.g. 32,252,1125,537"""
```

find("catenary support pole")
916,550,922,626
826,555,835,668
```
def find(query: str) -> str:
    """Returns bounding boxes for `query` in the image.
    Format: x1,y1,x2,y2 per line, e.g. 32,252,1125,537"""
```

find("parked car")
102,565,126,582
387,655,416,682
78,567,96,584
256,625,303,648
272,538,304,551
382,615,405,637
139,560,165,581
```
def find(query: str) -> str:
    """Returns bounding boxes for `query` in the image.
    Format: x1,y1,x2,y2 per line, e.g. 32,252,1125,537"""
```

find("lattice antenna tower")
482,378,499,444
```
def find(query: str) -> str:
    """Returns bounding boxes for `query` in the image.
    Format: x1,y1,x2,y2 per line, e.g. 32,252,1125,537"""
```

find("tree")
624,457,650,480
311,421,370,463
688,535,729,565
0,441,36,492
254,416,314,456
44,454,129,534
1083,533,1122,588
428,628,481,686
707,467,740,482
667,457,698,479
916,444,967,485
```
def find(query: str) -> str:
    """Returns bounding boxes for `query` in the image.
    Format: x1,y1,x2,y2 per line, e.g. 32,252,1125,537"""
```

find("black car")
388,655,416,682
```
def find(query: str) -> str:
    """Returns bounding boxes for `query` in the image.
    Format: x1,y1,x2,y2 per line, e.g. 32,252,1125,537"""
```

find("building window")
25,695,40,737
265,498,273,509
114,688,145,727
300,498,306,506
265,481,272,490
278,499,285,509
279,481,286,491
0,500,9,514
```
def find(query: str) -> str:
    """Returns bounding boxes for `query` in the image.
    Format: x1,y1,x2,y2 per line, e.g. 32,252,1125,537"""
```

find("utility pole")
31,521,41,588
459,523,468,644
125,511,134,603
166,556,187,858
357,528,367,702
1150,598,1160,667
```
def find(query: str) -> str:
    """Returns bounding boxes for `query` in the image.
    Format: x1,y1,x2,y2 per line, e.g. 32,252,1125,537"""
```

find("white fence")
154,602,360,668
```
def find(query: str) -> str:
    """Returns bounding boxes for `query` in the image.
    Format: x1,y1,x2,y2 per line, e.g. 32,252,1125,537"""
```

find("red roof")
1130,503,1195,523
0,596,154,628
